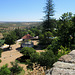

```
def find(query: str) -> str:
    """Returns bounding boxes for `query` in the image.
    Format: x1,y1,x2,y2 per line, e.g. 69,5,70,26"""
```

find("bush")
10,62,23,75
38,50,57,69
26,59,33,70
47,38,61,54
0,48,3,57
30,52,40,63
0,59,2,63
57,46,71,58
0,64,11,75
20,47,36,57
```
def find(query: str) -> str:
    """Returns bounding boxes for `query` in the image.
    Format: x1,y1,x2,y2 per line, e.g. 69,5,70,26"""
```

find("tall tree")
57,12,73,47
72,16,75,44
43,0,54,32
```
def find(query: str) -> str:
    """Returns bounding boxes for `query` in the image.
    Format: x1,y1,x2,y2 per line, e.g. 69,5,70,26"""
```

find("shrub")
0,48,3,57
30,52,40,63
0,59,2,63
57,46,71,58
0,64,11,75
10,62,23,75
20,47,36,57
26,59,33,70
47,38,61,54
38,50,57,69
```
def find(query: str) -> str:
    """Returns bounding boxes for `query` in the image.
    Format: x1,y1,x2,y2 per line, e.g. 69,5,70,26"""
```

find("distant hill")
0,22,42,27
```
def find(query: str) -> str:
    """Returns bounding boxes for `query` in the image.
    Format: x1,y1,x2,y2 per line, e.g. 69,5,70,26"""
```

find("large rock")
46,50,75,75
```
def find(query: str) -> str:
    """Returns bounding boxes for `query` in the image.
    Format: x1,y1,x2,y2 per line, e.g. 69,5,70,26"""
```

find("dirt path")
0,42,23,67
0,40,45,75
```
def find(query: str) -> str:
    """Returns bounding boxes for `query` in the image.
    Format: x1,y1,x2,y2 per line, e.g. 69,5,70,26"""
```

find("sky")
0,0,75,22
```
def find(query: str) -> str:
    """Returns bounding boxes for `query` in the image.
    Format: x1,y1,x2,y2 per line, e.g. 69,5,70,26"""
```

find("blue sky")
0,0,75,22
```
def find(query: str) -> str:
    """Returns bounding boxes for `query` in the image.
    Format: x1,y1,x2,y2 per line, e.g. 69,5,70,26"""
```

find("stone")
46,50,75,75
59,55,72,62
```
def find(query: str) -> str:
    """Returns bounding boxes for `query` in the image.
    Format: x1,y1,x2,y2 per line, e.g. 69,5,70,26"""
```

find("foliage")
57,46,71,58
39,31,53,45
25,59,33,69
17,70,25,75
3,32,9,39
0,64,11,75
14,28,22,39
38,50,57,69
0,48,3,57
44,0,54,20
10,62,23,75
0,40,5,47
30,28,41,36
47,37,61,54
42,19,57,32
0,59,2,63
43,0,55,32
30,52,40,63
57,12,74,47
20,47,36,57
5,34,16,48
72,15,75,45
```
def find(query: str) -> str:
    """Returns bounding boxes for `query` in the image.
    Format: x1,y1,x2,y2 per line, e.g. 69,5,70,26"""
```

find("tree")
30,52,40,63
57,46,71,58
38,50,57,68
10,62,23,75
47,37,61,54
20,47,36,58
30,28,41,36
39,31,53,45
57,12,73,47
14,28,23,39
72,16,75,44
0,48,2,63
0,48,2,57
0,64,11,75
43,0,55,32
5,34,16,49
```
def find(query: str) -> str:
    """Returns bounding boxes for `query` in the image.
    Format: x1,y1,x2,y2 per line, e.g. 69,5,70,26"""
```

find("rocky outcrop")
46,50,75,75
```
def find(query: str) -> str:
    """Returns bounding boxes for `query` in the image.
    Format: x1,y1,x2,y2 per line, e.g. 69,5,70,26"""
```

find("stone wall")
46,50,75,75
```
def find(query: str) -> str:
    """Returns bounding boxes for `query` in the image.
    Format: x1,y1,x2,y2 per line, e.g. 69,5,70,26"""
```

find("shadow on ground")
16,47,22,51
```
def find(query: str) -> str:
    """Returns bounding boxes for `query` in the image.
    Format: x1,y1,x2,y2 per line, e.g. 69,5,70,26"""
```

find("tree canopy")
43,0,55,32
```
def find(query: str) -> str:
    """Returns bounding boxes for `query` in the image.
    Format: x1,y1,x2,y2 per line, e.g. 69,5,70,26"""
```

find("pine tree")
43,0,54,32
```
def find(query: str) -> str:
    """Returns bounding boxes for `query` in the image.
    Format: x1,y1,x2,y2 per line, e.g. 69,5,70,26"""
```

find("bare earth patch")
0,40,45,75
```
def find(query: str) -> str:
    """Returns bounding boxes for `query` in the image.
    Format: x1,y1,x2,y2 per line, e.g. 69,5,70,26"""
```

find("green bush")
30,52,40,63
0,48,3,57
38,50,57,69
0,59,2,63
20,47,36,57
0,64,11,75
26,59,33,69
47,38,61,54
10,62,23,75
57,46,71,58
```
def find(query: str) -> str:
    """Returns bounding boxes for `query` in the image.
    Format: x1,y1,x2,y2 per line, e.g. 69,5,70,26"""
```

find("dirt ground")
0,40,44,68
0,42,23,67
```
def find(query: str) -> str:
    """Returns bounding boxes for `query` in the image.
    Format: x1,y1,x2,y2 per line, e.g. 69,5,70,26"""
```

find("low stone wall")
46,50,75,75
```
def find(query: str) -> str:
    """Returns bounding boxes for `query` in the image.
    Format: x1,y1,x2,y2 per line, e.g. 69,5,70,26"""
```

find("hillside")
0,22,42,27
0,22,42,32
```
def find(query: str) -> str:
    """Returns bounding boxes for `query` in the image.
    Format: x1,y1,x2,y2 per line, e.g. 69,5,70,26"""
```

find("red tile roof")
22,34,33,40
